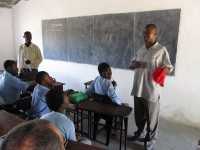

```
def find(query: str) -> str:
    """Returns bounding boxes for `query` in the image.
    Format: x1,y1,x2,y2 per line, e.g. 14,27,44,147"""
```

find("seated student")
86,62,122,105
1,120,65,150
0,60,28,105
41,89,76,141
86,62,122,145
30,71,55,118
41,89,91,145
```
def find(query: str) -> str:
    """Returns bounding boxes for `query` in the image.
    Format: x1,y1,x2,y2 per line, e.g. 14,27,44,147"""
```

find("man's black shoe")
127,135,140,141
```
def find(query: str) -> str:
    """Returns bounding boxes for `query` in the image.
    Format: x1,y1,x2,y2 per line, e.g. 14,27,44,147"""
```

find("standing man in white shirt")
18,31,43,73
128,24,173,150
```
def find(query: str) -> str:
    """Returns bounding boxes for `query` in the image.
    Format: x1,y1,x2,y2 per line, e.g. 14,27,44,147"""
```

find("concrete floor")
92,112,200,150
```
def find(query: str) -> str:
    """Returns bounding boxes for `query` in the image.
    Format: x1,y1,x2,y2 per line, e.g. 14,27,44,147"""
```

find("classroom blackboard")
67,16,93,63
42,19,68,61
92,13,134,68
42,9,181,73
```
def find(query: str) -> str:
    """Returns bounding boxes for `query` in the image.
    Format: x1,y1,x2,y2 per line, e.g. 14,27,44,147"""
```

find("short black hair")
24,31,32,36
145,24,157,30
4,60,17,70
35,71,49,84
98,62,110,74
46,89,64,111
1,120,63,150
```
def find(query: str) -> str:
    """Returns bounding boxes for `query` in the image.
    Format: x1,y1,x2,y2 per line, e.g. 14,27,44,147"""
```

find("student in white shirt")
87,62,122,145
86,62,122,105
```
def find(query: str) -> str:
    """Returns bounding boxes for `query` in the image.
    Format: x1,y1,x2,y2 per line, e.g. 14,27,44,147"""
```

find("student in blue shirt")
0,60,28,105
86,62,122,145
30,71,54,118
86,62,122,105
41,89,77,141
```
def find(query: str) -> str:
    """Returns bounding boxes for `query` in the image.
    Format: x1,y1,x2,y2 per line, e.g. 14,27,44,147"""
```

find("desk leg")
87,111,90,138
73,111,76,123
114,116,117,129
89,111,92,139
76,110,79,132
124,117,128,150
119,117,123,150
81,110,83,135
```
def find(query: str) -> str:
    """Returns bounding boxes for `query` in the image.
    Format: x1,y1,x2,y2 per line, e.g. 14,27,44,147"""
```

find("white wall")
0,8,15,69
13,0,200,128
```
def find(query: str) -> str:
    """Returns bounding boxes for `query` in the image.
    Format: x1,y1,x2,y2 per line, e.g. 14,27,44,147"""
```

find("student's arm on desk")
107,82,122,105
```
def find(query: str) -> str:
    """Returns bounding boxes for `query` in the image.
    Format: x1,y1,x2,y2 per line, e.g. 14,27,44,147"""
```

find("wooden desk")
66,141,104,150
0,110,24,136
19,70,38,82
19,71,64,91
20,73,64,92
78,100,132,117
77,100,132,150
52,82,65,92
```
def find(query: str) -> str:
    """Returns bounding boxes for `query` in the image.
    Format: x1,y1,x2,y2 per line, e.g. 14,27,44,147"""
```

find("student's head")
23,31,32,44
1,119,65,150
98,62,112,80
143,24,158,47
46,89,70,112
35,71,52,87
4,60,18,76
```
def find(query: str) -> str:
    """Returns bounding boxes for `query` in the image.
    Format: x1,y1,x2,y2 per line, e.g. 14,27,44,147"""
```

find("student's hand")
50,76,56,84
47,77,56,88
112,80,117,87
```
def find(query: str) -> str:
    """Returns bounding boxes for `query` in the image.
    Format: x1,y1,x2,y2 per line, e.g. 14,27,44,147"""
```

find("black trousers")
134,96,160,141
93,113,113,145
1,104,20,114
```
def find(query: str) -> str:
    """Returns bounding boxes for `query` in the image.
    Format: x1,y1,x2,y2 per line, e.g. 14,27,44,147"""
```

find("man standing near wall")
18,31,43,73
128,24,173,150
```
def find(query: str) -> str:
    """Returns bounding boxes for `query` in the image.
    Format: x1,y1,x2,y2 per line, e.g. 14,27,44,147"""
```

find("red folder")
152,67,166,87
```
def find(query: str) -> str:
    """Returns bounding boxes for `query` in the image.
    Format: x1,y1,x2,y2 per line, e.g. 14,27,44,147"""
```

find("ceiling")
0,0,21,8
